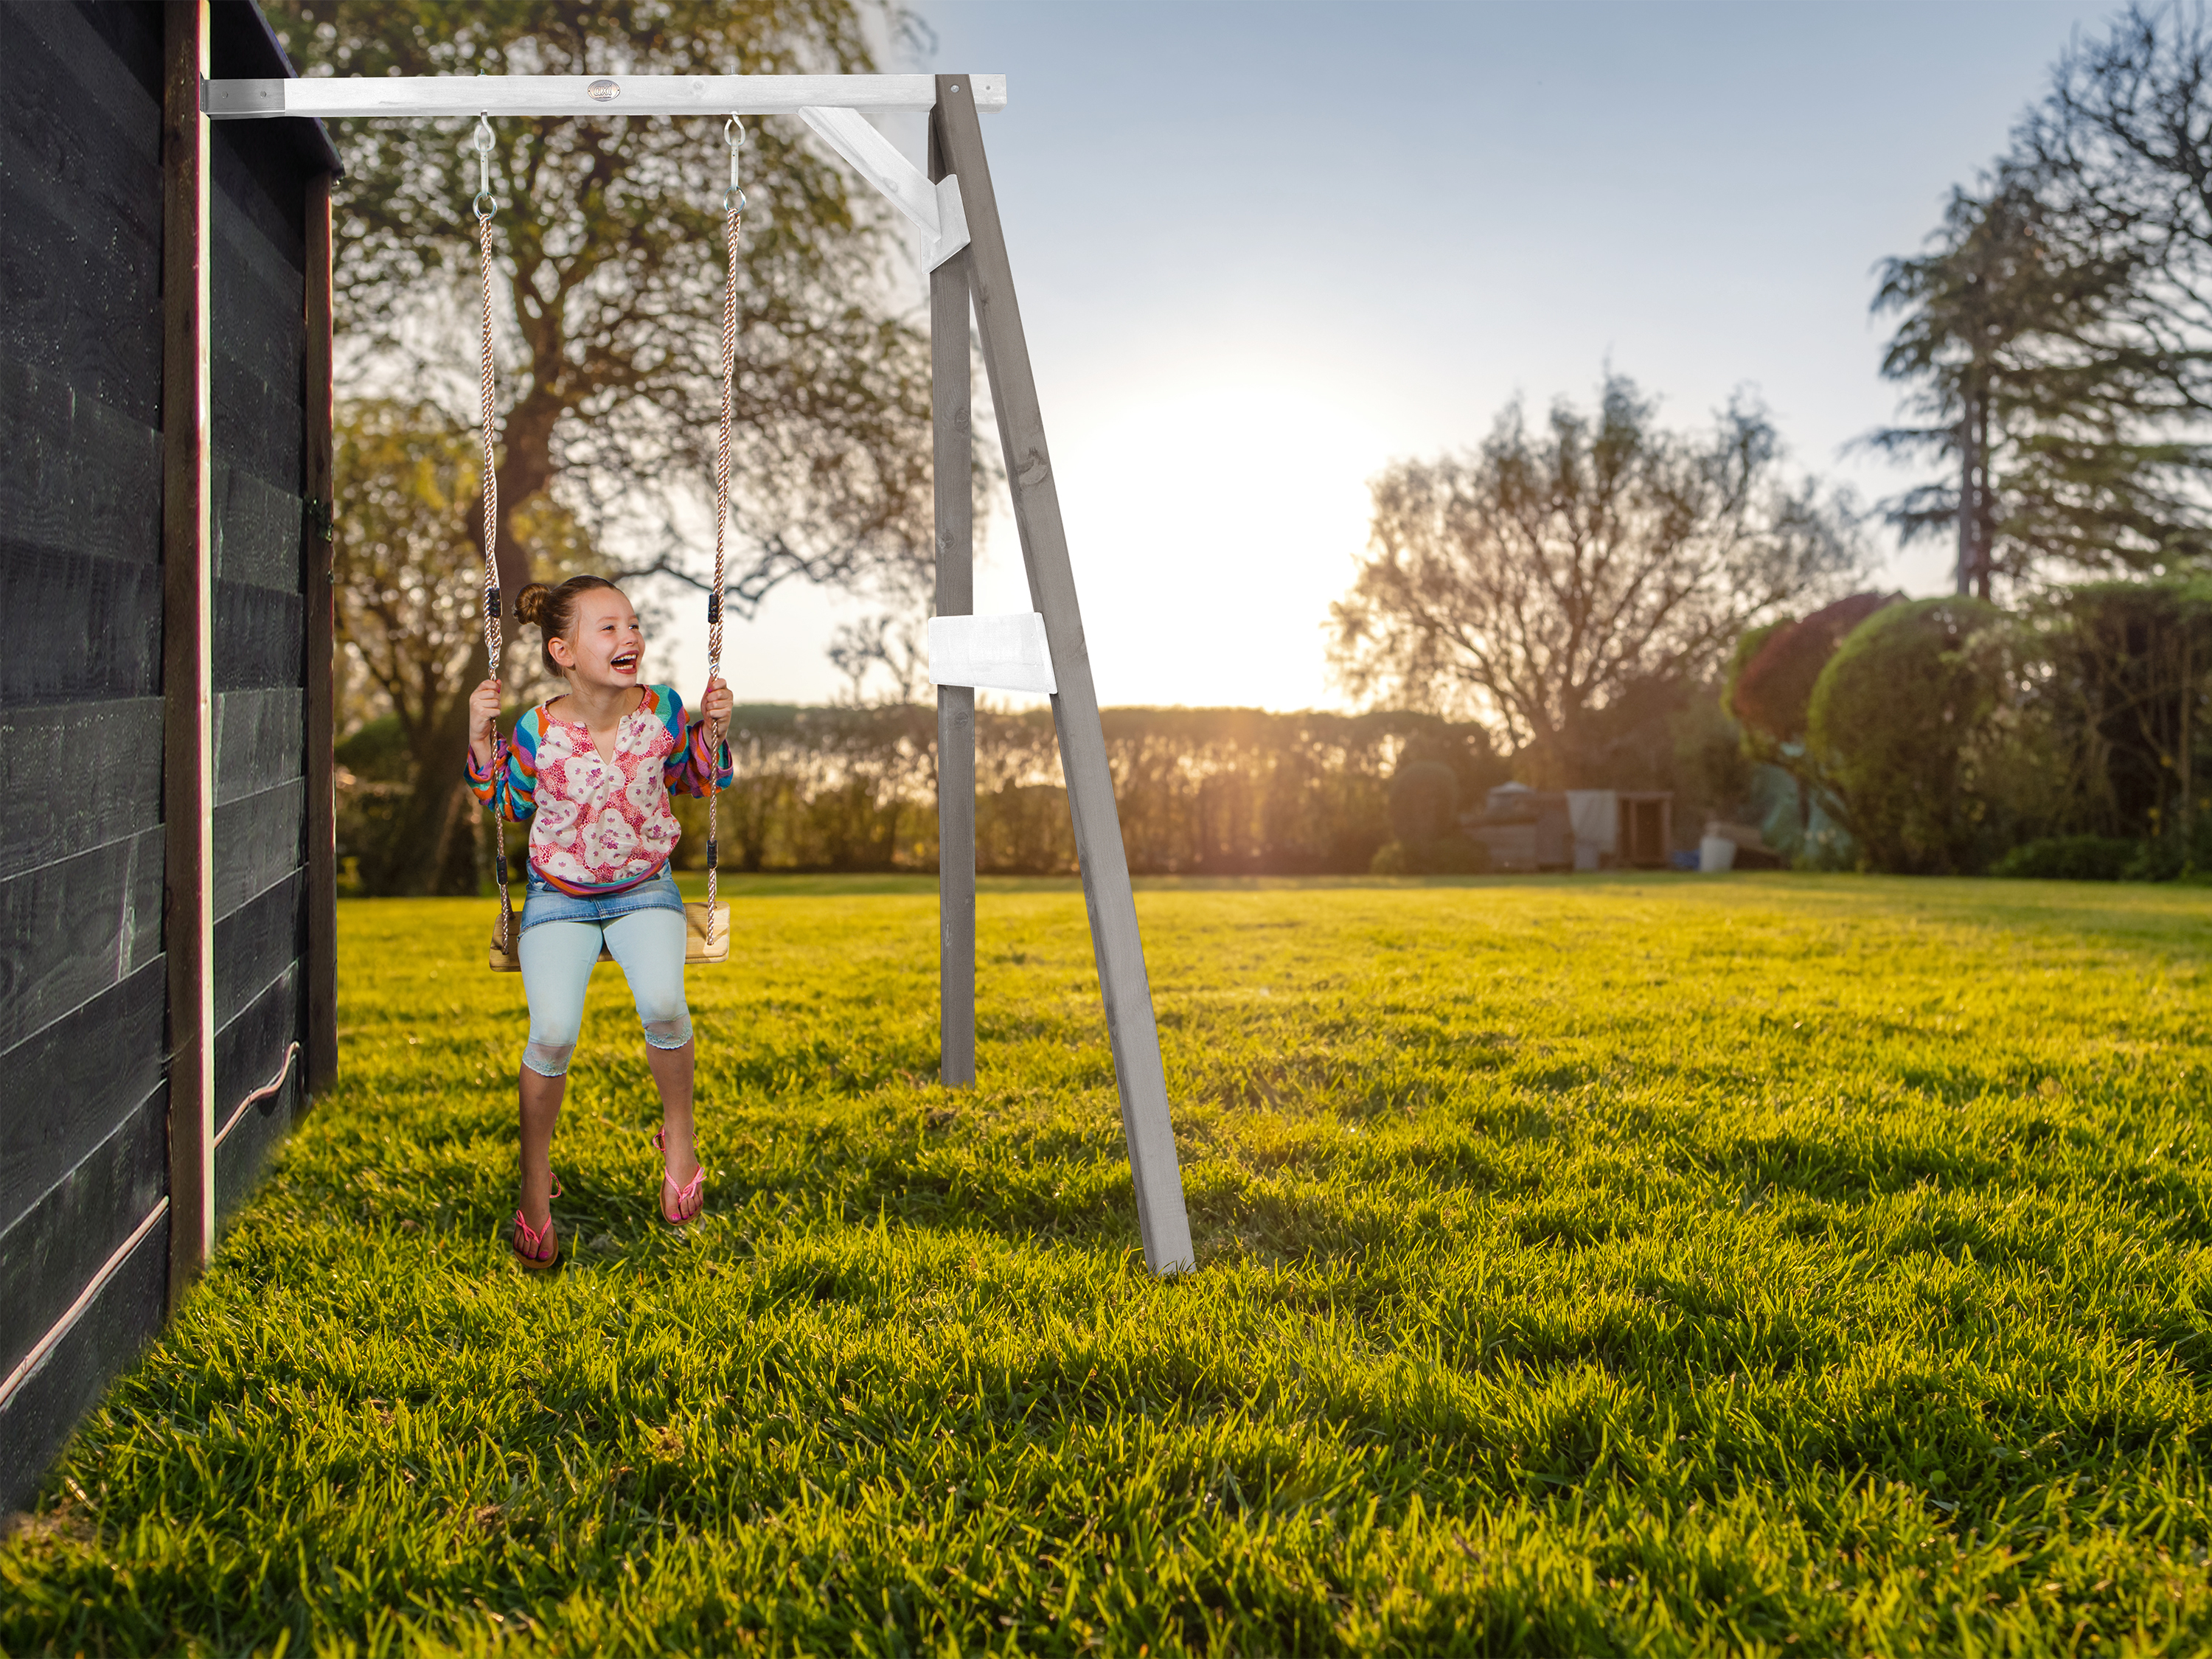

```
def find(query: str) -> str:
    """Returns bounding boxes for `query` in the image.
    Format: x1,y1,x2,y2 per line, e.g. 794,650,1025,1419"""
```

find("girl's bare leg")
518,1066,566,1230
645,1039,702,1218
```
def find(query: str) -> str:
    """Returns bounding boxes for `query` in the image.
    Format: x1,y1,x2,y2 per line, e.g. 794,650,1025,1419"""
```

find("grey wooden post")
933,75,1194,1275
931,119,976,1089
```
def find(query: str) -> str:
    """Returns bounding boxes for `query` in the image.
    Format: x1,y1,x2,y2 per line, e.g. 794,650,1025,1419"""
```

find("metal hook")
473,113,495,213
722,116,745,214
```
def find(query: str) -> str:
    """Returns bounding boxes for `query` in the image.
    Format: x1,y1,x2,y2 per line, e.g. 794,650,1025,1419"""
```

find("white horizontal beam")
204,72,1007,121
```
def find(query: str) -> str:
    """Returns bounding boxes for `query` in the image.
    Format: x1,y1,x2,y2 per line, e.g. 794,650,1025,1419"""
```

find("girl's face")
551,589,644,691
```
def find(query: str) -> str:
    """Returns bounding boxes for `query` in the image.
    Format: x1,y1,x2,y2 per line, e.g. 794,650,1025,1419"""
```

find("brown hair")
515,575,624,678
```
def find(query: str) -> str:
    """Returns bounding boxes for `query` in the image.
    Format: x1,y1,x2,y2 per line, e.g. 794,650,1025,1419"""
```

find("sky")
695,0,2118,712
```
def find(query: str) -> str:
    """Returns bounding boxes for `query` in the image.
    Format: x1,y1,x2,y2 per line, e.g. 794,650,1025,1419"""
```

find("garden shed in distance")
1,0,339,1511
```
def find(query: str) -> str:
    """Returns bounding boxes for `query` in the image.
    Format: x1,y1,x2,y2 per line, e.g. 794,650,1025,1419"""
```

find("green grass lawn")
8,873,2212,1656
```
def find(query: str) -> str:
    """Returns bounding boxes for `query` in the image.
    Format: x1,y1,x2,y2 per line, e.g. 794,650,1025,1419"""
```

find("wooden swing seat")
489,900,731,973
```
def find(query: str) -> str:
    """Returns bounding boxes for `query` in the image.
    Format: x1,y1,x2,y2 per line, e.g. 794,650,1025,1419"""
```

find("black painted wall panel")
214,464,306,593
211,579,305,696
0,355,164,568
0,700,162,883
215,1068,296,1231
213,966,299,1228
1,0,323,1518
0,1082,165,1384
0,1206,165,1512
0,9,163,431
213,687,304,805
0,827,162,1055
0,959,164,1240
0,543,165,710
213,872,303,1033
212,779,305,920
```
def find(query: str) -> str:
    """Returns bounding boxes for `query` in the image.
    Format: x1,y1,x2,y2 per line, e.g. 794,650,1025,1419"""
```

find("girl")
466,575,734,1270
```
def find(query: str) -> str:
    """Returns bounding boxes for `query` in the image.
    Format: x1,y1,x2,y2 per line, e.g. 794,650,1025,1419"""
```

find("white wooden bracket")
799,105,970,270
928,612,1057,695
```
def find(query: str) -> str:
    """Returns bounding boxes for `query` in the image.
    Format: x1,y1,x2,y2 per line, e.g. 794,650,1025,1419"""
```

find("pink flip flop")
653,1129,705,1226
511,1208,559,1270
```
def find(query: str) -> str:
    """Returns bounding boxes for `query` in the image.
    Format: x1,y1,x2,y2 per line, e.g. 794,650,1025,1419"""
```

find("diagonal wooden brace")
932,74,1194,1276
799,106,970,270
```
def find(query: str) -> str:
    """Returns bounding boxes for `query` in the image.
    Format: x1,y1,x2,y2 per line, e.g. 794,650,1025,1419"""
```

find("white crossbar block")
928,613,1057,695
797,107,972,268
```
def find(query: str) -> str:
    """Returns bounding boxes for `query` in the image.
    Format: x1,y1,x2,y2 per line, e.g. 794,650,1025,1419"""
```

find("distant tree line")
335,705,1503,886
1324,5,2212,878
1722,4,2212,877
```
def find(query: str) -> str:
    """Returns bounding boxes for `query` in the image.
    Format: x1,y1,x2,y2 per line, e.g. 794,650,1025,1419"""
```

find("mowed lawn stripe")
4,874,2210,1655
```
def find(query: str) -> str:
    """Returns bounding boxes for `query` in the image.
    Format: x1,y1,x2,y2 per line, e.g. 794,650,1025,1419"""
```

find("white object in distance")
928,613,1057,697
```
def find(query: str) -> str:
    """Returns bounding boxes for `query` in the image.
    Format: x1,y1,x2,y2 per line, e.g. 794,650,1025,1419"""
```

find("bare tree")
1330,377,1864,785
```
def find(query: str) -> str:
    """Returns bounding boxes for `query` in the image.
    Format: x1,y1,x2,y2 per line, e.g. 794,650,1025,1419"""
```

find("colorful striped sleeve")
656,686,734,798
465,708,540,823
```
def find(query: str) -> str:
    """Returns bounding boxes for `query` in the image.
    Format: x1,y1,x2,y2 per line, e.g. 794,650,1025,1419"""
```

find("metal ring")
722,187,746,214
473,190,497,221
725,116,745,151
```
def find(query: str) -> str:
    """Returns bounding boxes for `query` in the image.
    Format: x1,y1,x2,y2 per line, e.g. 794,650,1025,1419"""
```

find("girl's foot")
653,1128,705,1226
512,1207,559,1270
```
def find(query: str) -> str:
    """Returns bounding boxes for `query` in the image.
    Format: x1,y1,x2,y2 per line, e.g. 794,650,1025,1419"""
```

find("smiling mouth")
611,651,639,674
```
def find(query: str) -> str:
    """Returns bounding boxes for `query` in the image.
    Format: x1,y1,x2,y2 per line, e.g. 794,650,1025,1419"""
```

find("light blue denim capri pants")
516,865,691,1077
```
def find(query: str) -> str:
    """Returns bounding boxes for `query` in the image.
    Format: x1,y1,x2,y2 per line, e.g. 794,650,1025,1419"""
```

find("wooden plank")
211,779,306,922
212,579,305,692
932,77,1192,1275
213,465,307,593
213,967,300,1227
931,115,975,1091
212,120,310,279
0,1084,167,1387
0,700,164,884
214,871,302,1032
162,0,215,1305
212,688,304,806
0,184,164,435
8,0,163,113
0,353,164,567
0,960,166,1241
303,170,338,1100
206,72,1009,120
0,1194,165,1515
211,353,305,494
0,827,164,1054
0,7,164,431
0,543,165,708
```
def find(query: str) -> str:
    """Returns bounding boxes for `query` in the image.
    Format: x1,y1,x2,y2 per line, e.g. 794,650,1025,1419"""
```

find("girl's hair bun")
515,582,552,627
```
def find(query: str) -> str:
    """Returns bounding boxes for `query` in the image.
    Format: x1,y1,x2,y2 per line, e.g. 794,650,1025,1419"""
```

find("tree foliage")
1330,376,1863,785
1867,178,2205,591
267,0,936,617
332,399,593,891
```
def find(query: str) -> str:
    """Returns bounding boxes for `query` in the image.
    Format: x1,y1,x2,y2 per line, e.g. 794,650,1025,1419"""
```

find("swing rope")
473,114,512,955
473,115,740,962
706,118,745,947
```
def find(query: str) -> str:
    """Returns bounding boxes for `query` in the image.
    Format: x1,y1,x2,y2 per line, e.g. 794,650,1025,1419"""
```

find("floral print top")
465,684,734,896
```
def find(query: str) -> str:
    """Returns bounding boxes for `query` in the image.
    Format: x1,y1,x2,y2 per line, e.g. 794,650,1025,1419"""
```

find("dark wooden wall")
0,0,335,1514
207,58,314,1225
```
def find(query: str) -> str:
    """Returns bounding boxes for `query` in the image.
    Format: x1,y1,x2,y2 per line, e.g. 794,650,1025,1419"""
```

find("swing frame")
208,71,1195,1278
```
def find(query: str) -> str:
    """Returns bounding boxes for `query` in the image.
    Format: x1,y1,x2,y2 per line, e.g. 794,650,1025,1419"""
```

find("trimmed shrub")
1807,597,2062,874
1371,836,1491,876
1388,760,1460,846
1989,835,2136,881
